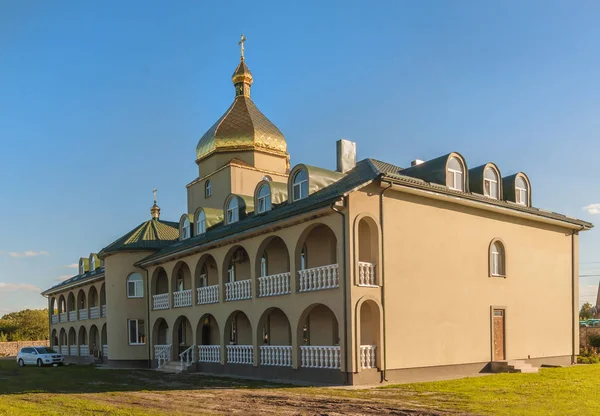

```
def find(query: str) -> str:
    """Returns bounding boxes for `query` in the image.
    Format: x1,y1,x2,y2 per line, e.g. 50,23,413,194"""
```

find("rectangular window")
128,319,146,345
127,279,143,298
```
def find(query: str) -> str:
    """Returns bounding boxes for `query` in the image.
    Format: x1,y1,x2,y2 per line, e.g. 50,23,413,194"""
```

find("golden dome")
195,58,288,162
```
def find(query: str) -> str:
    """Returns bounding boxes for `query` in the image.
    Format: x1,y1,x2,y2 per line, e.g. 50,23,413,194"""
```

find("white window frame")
515,177,528,206
300,245,307,270
257,184,271,213
228,261,235,283
127,319,146,345
484,168,499,199
260,254,268,277
181,217,190,240
90,257,96,271
491,242,505,277
227,198,239,224
205,180,212,198
126,274,144,298
197,210,206,235
447,157,464,191
292,170,308,201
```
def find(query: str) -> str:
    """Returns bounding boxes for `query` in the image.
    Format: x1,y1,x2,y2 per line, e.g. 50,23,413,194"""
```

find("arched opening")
258,308,292,367
256,236,290,297
88,286,99,318
89,325,100,357
223,246,252,301
172,262,192,308
67,293,76,321
296,224,338,292
359,300,380,369
77,289,87,320
224,311,253,364
151,267,169,310
490,240,506,277
59,328,67,355
58,295,66,315
50,298,57,315
195,254,219,305
196,314,220,363
152,318,170,359
297,304,340,369
78,326,88,356
101,324,108,358
357,217,379,286
172,316,193,358
51,329,58,348
99,283,106,317
68,327,77,356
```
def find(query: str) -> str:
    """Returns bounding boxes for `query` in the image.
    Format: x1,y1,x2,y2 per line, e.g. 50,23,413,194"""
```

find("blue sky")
0,1,599,314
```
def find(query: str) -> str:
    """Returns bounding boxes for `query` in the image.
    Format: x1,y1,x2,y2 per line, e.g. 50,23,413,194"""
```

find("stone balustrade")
260,345,292,367
226,345,253,364
197,285,219,304
173,289,193,308
298,264,339,292
258,272,291,297
357,262,377,286
198,345,221,363
225,280,252,301
360,345,377,369
152,293,169,310
300,346,341,369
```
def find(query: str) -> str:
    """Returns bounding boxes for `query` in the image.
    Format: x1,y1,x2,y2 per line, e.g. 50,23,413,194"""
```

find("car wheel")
37,359,43,367
18,359,24,367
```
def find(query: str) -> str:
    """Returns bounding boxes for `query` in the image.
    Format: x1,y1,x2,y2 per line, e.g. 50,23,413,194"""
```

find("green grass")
1,359,599,415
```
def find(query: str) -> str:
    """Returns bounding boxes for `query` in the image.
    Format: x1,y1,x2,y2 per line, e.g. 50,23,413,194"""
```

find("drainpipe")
380,181,392,382
330,198,348,384
571,229,579,365
139,264,152,369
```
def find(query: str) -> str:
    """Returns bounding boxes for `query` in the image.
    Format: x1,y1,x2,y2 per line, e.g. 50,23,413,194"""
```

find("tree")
0,309,48,341
580,303,594,320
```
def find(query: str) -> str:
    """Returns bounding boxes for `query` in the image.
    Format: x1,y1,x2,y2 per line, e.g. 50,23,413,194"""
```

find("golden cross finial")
153,187,157,204
239,34,246,60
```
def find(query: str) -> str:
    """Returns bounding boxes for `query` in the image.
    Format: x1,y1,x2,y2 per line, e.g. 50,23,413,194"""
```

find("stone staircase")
491,360,539,374
156,361,184,373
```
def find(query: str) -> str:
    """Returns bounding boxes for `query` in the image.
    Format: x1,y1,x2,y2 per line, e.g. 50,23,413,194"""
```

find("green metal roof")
42,267,105,295
98,219,179,258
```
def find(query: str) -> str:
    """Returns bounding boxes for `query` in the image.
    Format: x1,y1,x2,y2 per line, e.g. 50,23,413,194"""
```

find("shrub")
579,346,600,364
589,334,600,348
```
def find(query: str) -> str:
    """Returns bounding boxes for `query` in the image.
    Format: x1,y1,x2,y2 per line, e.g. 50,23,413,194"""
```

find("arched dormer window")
196,210,206,235
257,184,271,214
205,180,212,198
490,240,506,277
484,167,499,199
227,197,239,224
127,273,144,298
89,255,96,272
447,157,464,191
292,169,308,201
515,176,529,206
181,217,191,240
79,259,86,275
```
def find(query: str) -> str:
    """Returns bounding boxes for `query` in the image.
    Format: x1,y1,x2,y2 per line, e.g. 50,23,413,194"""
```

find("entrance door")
493,309,505,361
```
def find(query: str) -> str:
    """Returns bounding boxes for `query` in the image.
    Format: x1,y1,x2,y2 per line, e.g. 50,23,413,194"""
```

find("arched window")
181,217,191,240
300,244,307,270
89,256,96,272
490,241,505,277
260,254,268,277
447,157,464,191
205,180,212,198
227,260,235,282
127,273,144,298
515,177,528,206
484,167,499,199
292,170,309,201
79,259,85,275
197,210,206,235
227,198,239,224
257,184,271,213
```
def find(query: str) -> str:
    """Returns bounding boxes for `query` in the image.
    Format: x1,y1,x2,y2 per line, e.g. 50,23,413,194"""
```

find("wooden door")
493,309,505,361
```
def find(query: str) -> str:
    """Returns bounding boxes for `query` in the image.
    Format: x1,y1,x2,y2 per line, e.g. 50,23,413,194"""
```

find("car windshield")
34,347,56,354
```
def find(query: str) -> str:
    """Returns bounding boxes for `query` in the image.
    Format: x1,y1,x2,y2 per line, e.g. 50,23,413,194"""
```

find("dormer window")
197,210,206,235
79,259,85,275
484,167,499,199
89,256,96,272
181,217,191,240
447,157,464,191
205,180,212,198
227,198,239,224
257,184,271,213
292,170,308,201
515,177,529,206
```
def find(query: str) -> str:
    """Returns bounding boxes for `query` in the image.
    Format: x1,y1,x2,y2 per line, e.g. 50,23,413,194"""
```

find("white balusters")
360,345,377,369
198,345,221,363
260,345,292,367
60,346,68,355
89,306,100,319
225,280,252,301
179,345,195,371
298,264,339,292
60,312,67,323
79,309,88,320
51,315,59,324
197,285,219,304
258,273,291,297
69,345,77,356
68,311,77,321
357,262,377,286
300,346,341,369
173,289,193,307
101,304,107,317
79,345,89,356
102,344,108,358
226,345,253,364
152,293,169,310
154,344,171,368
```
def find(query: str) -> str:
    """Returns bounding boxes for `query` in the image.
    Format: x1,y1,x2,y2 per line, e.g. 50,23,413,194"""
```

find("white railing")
153,293,169,310
197,285,219,304
300,346,341,369
259,272,291,297
79,309,88,320
69,345,77,356
89,306,100,319
226,345,253,364
68,311,77,321
225,280,252,301
198,345,221,363
260,345,292,367
155,344,171,369
298,264,339,292
51,315,59,324
60,312,67,323
102,344,108,358
173,289,193,308
360,345,377,369
79,345,89,356
358,262,377,286
101,304,107,317
60,346,68,355
179,345,195,371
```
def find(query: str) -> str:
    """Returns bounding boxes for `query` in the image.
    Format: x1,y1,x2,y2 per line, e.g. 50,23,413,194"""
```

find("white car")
17,346,64,367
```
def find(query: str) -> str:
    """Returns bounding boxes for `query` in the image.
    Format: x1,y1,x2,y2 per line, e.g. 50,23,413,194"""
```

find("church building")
42,38,593,384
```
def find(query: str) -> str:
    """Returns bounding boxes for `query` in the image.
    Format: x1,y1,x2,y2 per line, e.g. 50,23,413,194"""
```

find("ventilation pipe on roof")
411,159,425,167
336,139,356,173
